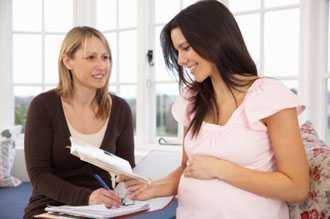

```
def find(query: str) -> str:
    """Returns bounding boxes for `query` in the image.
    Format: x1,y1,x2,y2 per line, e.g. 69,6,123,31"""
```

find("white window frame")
300,0,328,141
0,0,14,130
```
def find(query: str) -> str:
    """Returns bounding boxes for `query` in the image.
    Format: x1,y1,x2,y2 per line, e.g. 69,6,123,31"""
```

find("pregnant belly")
177,176,288,219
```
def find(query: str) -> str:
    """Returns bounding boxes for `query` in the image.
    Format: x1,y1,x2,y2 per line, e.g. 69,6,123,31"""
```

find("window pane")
155,0,180,24
119,0,137,28
97,0,117,30
119,30,137,83
228,0,260,12
44,0,73,32
105,33,118,83
156,83,178,137
264,0,299,8
45,34,65,84
13,34,42,83
119,85,136,133
14,86,42,129
235,14,260,71
155,26,176,81
13,0,42,31
264,9,299,77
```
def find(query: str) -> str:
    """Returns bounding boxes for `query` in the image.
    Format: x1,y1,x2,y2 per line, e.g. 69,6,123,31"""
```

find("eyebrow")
84,51,109,56
177,41,189,49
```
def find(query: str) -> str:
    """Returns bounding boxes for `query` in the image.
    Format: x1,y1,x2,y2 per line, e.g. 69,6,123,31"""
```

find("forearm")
152,165,185,197
30,170,92,205
219,161,309,203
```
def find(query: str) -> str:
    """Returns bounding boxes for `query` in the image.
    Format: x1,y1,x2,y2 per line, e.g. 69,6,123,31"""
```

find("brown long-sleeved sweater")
24,89,135,218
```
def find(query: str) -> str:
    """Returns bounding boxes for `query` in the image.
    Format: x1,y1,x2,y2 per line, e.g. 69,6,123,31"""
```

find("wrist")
216,160,236,181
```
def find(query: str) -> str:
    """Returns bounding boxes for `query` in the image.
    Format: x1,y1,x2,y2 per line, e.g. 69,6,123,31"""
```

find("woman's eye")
103,55,110,60
183,46,190,51
86,56,95,60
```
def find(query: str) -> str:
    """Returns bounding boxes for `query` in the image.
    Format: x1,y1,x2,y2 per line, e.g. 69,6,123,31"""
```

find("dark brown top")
24,90,135,218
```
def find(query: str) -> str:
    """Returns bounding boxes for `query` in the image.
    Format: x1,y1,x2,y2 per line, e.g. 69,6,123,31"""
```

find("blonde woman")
24,26,135,218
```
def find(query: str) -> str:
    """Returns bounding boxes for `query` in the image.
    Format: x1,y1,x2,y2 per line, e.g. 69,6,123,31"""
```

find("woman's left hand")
184,155,229,180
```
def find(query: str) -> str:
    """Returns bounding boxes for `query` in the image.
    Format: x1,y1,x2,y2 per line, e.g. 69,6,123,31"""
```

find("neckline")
58,93,112,149
66,115,109,136
202,78,261,128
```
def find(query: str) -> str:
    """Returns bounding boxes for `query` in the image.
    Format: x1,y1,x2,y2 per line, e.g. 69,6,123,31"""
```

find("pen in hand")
93,174,133,206
94,174,111,190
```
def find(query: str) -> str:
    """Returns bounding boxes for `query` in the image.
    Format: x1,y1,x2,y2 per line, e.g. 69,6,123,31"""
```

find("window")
153,0,199,140
229,0,301,92
96,0,200,146
12,0,73,131
10,0,329,149
96,0,138,132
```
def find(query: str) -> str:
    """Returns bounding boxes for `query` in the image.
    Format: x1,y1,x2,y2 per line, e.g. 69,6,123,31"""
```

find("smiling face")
170,27,217,83
64,36,111,90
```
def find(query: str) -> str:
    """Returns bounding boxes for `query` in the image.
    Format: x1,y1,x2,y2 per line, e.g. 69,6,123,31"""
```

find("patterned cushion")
0,127,22,187
289,122,330,219
300,121,328,150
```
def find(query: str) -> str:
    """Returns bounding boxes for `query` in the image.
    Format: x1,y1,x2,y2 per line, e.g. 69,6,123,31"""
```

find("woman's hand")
88,188,121,208
184,155,232,180
116,175,156,201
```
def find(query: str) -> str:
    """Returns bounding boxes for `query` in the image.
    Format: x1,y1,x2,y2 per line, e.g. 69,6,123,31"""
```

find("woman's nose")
96,58,108,69
178,52,188,66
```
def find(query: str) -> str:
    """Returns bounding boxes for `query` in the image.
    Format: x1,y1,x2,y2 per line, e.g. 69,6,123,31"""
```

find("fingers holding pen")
89,188,121,208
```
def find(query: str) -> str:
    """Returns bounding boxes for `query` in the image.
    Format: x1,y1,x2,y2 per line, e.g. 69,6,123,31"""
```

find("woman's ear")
63,55,73,70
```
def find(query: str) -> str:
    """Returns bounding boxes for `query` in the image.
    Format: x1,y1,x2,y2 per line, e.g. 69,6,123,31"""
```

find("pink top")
172,78,305,219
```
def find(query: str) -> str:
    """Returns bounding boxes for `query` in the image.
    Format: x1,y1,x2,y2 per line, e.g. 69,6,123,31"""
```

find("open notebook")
69,137,150,183
35,150,181,218
42,203,149,219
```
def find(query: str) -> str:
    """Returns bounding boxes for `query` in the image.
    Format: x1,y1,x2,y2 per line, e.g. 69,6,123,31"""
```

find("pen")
94,174,111,190
94,174,134,206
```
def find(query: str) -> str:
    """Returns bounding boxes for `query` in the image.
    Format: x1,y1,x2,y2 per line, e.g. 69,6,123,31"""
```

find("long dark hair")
160,0,258,137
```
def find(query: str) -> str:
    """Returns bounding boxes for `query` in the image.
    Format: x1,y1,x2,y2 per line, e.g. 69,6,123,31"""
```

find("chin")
86,83,106,90
195,76,208,83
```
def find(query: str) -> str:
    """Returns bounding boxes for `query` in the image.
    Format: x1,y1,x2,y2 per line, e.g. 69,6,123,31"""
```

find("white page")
45,203,149,219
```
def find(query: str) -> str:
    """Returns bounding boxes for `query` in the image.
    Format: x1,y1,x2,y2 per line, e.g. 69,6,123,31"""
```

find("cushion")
300,121,328,150
0,127,22,187
289,122,330,219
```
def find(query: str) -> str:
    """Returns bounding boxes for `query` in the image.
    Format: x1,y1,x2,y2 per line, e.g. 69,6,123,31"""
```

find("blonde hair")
57,26,111,119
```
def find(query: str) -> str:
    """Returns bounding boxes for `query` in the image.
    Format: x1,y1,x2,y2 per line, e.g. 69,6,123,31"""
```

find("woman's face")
65,36,111,90
170,27,217,82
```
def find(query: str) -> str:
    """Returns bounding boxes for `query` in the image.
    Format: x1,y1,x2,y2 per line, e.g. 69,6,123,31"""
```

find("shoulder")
249,77,291,93
30,89,60,111
110,93,131,112
246,77,299,103
110,93,132,122
243,77,304,129
172,86,195,127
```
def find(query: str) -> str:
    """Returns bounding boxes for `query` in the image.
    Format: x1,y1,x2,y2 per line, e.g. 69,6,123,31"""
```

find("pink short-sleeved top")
172,78,305,219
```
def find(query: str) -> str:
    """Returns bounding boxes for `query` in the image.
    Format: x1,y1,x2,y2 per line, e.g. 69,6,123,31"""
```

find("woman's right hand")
88,188,121,208
116,175,157,201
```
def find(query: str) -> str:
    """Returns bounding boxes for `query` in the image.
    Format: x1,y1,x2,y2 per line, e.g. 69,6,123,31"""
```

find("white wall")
0,0,14,130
